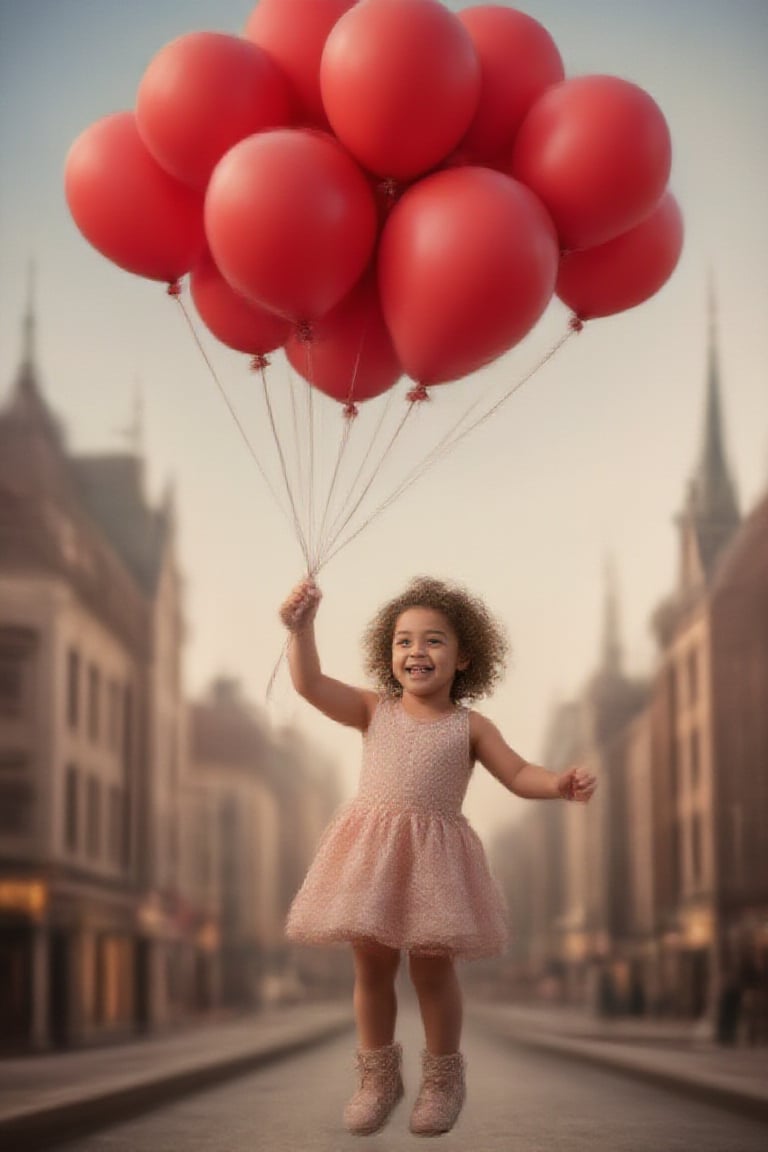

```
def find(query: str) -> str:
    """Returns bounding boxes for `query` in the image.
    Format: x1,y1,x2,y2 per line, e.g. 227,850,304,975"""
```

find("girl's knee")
353,941,401,984
408,951,456,992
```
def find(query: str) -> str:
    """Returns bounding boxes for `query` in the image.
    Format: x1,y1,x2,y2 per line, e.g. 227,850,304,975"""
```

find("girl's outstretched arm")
279,578,377,731
470,712,597,802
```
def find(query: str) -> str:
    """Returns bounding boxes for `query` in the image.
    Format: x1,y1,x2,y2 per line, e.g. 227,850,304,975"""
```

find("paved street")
51,1005,768,1152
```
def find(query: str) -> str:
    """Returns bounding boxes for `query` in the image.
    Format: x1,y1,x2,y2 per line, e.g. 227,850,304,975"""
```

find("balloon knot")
250,353,270,372
380,177,400,201
296,321,314,345
343,401,359,420
166,280,182,298
569,315,585,333
406,383,430,403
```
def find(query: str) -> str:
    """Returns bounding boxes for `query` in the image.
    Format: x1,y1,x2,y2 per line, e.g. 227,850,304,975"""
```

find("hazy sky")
1,1,767,843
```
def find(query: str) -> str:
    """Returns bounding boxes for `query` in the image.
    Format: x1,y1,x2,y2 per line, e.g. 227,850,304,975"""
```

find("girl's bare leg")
352,941,401,1049
408,953,463,1054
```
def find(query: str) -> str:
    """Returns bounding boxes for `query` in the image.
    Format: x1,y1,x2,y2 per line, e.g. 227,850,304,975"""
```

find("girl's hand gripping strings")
279,577,322,633
556,765,598,803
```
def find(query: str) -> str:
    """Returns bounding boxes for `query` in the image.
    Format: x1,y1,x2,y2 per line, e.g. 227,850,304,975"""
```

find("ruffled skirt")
285,800,508,960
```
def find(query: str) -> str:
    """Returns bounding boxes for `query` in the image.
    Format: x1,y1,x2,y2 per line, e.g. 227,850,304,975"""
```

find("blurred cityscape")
0,290,346,1054
488,296,768,1046
0,286,766,1057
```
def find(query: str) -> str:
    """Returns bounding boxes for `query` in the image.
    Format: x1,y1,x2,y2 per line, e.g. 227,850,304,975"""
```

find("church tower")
677,285,740,594
0,266,71,501
600,556,622,679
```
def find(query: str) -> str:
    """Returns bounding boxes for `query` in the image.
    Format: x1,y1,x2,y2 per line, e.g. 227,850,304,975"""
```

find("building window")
670,818,680,899
108,786,123,866
86,775,101,858
0,655,24,717
689,728,701,789
0,627,36,719
196,809,212,891
122,685,133,771
67,648,80,729
687,649,699,707
108,681,121,753
0,751,28,772
669,729,678,799
88,665,100,743
0,779,34,834
219,797,239,931
691,812,703,886
730,804,743,884
667,662,677,716
65,764,79,851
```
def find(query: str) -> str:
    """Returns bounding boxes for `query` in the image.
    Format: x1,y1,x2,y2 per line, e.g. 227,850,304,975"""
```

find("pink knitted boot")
343,1041,404,1135
409,1049,466,1136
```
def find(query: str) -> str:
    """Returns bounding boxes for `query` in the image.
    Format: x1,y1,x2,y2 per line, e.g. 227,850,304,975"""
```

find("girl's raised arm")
280,579,377,731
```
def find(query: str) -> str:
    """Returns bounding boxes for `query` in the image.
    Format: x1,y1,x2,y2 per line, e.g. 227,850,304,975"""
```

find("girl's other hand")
557,765,597,803
279,578,322,632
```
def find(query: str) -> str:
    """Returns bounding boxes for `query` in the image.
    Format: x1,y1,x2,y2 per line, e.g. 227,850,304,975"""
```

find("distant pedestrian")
279,575,597,1137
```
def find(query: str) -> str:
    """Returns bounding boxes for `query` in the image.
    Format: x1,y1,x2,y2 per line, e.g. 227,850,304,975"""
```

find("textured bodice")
358,698,473,817
286,696,508,959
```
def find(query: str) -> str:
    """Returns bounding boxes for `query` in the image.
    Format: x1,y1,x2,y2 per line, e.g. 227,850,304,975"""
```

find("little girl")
279,575,596,1138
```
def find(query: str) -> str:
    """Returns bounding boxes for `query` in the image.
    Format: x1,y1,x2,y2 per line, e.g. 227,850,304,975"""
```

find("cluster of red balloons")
65,0,683,403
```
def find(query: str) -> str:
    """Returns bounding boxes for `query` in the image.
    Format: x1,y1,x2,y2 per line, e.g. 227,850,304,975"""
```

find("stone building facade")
0,295,344,1050
0,294,184,1048
183,676,343,1008
491,304,768,1037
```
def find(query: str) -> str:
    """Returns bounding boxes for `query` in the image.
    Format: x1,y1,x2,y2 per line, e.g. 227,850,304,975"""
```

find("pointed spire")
115,378,145,456
601,556,622,676
161,475,177,533
0,271,71,488
687,279,739,573
22,261,37,372
14,260,41,403
6,262,63,444
701,274,727,480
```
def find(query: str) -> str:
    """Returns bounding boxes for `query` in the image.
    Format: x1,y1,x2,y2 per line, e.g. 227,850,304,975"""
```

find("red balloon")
286,271,401,403
205,129,377,322
321,0,480,180
64,111,205,282
556,191,684,320
457,5,564,164
136,32,292,189
190,248,292,354
510,75,672,251
378,167,559,385
244,0,356,128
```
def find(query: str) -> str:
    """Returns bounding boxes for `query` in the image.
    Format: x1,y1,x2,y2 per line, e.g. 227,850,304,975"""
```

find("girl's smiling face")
391,606,469,702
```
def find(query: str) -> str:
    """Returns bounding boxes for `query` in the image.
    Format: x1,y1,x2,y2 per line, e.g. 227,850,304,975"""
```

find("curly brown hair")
362,576,509,703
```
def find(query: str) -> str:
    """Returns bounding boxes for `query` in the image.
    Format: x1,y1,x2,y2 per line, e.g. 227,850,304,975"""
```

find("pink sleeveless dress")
285,698,508,959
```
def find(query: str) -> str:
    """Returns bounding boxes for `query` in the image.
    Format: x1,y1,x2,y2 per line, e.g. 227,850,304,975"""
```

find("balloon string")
320,381,400,560
265,636,290,702
305,336,318,572
259,365,312,570
320,322,579,571
287,354,307,550
315,395,419,574
434,321,580,453
171,291,294,530
334,322,579,560
313,410,355,571
312,312,372,568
